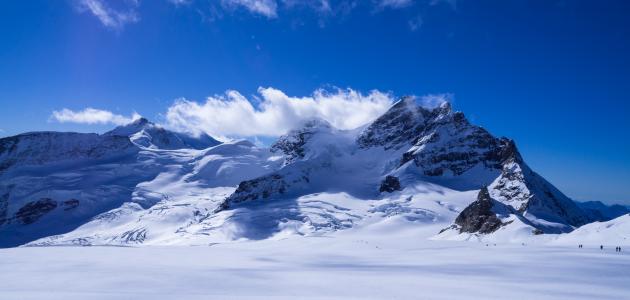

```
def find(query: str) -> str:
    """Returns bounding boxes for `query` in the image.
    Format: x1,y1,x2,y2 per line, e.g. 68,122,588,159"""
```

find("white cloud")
70,0,453,29
377,0,414,9
76,0,140,30
430,0,457,10
51,108,141,126
408,14,423,31
168,0,191,6
164,87,395,138
221,0,278,18
282,0,332,13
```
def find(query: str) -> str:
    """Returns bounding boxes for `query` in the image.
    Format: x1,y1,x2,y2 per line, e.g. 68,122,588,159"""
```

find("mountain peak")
131,117,150,126
436,101,452,115
270,118,335,165
105,117,155,137
104,118,220,150
356,97,428,150
298,118,332,130
391,95,416,109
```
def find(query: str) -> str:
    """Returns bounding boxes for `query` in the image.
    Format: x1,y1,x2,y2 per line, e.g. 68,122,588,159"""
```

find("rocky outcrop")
219,174,289,210
62,199,80,211
357,97,430,150
15,198,58,225
0,193,8,225
454,187,504,234
270,119,332,165
399,106,519,177
379,176,402,193
358,98,518,179
489,160,591,229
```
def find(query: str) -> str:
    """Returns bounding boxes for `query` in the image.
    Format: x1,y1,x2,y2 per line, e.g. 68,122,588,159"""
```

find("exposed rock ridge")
454,187,505,234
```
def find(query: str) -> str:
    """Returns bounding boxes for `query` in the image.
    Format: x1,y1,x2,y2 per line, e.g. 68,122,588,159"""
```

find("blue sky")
0,0,629,204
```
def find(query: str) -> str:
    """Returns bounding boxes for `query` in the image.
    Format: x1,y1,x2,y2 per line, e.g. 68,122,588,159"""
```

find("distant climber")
600,245,603,250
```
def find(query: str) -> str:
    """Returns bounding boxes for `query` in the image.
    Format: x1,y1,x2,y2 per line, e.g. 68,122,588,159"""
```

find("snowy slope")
552,214,630,246
22,140,281,246
0,120,267,247
0,131,137,172
29,180,476,246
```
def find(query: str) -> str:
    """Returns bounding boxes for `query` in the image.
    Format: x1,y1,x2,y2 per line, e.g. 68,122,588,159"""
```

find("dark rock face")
220,174,288,210
270,134,308,164
357,97,431,150
402,119,518,178
454,188,503,234
62,199,80,211
357,97,519,179
270,119,331,165
15,198,58,225
379,176,402,193
0,193,8,225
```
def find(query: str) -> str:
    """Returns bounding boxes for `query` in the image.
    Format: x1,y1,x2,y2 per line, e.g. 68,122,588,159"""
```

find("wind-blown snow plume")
164,87,394,138
221,0,278,18
419,93,451,108
378,0,414,9
75,0,140,30
51,108,141,125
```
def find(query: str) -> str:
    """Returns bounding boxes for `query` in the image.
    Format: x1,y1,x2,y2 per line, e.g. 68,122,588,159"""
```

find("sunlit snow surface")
2,227,629,300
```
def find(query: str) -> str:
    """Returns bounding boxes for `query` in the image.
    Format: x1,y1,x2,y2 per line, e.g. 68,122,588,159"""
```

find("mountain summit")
105,117,220,150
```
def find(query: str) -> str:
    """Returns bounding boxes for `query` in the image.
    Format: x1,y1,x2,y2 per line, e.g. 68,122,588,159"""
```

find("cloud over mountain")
75,0,140,30
49,88,455,140
164,87,395,139
51,108,141,126
221,0,278,18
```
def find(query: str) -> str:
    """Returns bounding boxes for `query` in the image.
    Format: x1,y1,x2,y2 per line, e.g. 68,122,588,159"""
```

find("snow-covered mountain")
0,131,137,172
577,200,629,222
0,120,234,247
105,117,220,150
0,99,624,247
222,98,592,235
